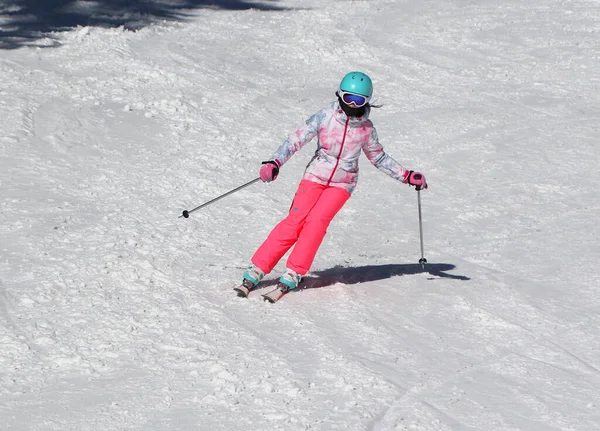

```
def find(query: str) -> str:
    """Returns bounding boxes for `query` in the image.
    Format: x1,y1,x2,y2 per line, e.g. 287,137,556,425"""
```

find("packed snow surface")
1,0,599,430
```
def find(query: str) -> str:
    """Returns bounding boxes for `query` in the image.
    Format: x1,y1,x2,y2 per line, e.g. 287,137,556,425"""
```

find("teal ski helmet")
339,71,373,98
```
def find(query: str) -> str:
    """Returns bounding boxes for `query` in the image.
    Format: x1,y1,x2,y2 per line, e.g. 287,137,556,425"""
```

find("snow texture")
1,0,599,430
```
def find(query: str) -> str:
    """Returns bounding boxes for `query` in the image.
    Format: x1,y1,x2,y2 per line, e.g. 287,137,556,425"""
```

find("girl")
235,71,427,299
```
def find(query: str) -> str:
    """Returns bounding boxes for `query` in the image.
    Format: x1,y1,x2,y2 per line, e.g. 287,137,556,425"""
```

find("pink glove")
260,160,280,183
404,170,428,189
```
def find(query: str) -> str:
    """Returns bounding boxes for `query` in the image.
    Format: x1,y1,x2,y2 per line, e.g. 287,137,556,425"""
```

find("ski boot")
233,265,264,298
262,268,302,303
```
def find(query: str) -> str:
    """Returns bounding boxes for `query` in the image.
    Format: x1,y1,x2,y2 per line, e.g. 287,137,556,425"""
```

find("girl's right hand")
260,160,280,183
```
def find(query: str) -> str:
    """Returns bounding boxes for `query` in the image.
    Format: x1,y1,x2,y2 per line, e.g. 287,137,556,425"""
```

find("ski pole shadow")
260,263,470,291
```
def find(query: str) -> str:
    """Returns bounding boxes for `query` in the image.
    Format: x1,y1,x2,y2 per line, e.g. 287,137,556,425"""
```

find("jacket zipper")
327,116,350,185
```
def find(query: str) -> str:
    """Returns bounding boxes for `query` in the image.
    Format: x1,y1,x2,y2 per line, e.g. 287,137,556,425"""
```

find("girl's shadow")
262,263,470,290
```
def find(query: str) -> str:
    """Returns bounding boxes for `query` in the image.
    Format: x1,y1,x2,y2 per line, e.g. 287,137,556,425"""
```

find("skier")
236,71,428,301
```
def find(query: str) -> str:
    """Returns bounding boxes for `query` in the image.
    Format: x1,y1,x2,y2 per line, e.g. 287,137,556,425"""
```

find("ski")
232,279,255,298
261,283,291,303
234,279,302,303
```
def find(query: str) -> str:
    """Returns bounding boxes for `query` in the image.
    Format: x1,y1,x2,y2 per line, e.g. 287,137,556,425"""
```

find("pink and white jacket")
270,101,409,194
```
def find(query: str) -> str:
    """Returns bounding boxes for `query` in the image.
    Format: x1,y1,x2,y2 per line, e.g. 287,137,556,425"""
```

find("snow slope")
1,0,599,429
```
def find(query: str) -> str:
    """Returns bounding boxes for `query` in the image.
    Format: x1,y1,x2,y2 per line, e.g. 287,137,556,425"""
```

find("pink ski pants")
252,179,351,275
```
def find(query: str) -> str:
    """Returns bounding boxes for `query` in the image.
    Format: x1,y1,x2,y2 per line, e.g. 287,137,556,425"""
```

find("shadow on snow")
0,0,289,49
261,263,471,291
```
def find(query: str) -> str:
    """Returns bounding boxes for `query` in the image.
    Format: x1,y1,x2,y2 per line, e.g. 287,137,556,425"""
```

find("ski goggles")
339,91,370,108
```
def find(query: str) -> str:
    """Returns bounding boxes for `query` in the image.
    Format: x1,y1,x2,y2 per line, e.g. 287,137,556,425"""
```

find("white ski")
232,279,255,298
261,284,289,303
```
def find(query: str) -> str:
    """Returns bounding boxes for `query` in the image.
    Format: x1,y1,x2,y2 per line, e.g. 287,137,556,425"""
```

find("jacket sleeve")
270,109,324,166
362,126,409,182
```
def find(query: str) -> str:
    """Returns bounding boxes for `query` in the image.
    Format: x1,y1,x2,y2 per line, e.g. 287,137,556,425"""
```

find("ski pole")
179,177,261,219
416,185,427,269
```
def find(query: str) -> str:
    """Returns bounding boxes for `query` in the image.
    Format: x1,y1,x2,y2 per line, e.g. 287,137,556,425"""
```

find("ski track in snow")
2,0,600,430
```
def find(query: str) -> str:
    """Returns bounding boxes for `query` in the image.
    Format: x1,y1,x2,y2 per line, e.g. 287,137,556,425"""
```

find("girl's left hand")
404,171,428,189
